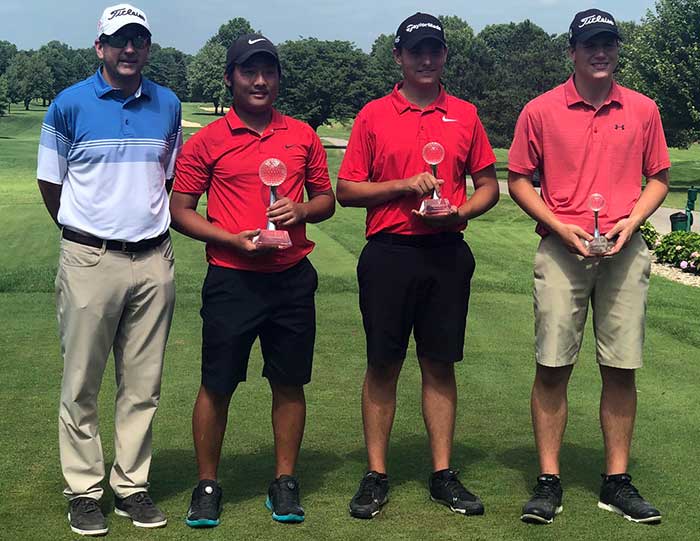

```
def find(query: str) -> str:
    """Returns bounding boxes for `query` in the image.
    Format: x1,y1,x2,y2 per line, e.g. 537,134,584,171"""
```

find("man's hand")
403,173,444,197
411,205,463,228
228,229,275,257
554,223,593,257
603,218,638,256
267,197,308,227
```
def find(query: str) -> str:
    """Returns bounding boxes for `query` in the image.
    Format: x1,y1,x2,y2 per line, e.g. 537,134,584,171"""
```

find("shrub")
639,221,659,249
654,231,700,273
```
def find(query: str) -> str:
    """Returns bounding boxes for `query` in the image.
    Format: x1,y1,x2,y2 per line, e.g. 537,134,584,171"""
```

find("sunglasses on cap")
99,33,151,49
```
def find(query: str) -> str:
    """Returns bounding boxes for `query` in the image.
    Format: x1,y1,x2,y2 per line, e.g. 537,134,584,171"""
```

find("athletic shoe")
349,471,389,519
597,473,661,523
265,475,305,523
114,491,167,528
520,474,563,524
186,480,222,528
429,469,484,516
68,497,108,536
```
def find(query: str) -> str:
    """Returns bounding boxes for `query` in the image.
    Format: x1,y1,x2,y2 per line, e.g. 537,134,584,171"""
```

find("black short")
200,258,318,394
357,233,475,365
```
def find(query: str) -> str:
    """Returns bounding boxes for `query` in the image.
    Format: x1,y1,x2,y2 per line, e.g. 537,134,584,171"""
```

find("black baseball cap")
394,13,446,49
569,9,620,45
226,34,279,73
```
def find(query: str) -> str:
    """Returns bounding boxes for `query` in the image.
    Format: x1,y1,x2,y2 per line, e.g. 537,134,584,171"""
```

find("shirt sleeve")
642,102,671,178
465,112,497,175
164,102,183,180
305,130,332,193
173,131,211,195
508,105,541,176
37,102,72,184
337,109,373,182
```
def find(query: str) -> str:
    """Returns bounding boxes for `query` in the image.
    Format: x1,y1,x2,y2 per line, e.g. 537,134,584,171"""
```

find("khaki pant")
534,232,650,369
56,237,175,500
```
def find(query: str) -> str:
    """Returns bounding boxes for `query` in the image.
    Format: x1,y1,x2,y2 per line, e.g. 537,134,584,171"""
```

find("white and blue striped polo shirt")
37,69,182,242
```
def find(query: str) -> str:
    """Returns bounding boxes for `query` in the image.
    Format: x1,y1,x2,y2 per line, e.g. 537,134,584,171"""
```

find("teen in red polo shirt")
337,12,499,519
508,9,669,526
170,34,334,527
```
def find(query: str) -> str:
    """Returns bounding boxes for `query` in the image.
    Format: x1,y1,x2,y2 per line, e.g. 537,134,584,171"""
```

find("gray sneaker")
114,491,167,528
68,497,108,536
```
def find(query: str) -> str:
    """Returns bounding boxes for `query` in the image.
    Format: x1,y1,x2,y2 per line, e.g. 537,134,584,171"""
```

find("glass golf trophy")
586,193,612,255
418,141,452,216
253,157,292,249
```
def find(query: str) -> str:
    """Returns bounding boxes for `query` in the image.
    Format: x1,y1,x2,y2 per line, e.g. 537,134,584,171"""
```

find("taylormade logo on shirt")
405,22,442,32
578,15,614,28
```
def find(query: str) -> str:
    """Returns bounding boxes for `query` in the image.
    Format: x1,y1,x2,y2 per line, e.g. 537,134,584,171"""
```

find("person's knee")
269,381,306,402
600,365,636,389
197,384,234,412
418,357,455,385
535,364,572,390
366,360,403,385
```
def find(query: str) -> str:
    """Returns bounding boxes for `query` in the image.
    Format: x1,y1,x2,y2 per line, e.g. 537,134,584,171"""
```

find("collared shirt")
338,83,496,237
508,76,671,236
173,107,332,273
37,69,183,242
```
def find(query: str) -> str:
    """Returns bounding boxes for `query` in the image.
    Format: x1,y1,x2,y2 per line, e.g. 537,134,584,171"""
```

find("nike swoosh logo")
248,38,266,45
442,115,458,123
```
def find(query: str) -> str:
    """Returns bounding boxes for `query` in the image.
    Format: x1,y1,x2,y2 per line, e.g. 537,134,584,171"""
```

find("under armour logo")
614,124,625,130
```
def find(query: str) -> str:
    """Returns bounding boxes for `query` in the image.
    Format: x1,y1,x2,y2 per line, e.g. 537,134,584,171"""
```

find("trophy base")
585,237,612,255
253,230,292,249
419,198,452,216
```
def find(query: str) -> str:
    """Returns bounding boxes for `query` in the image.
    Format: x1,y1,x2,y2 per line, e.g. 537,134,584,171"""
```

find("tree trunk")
24,98,30,110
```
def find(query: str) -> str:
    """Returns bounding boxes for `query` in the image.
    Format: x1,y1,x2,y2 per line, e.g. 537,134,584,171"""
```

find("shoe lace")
442,470,473,500
616,480,643,502
355,474,382,504
533,480,559,500
133,492,154,506
76,498,101,514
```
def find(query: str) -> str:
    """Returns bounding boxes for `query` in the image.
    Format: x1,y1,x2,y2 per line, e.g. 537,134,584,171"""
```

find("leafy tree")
74,47,102,79
6,53,47,110
207,18,256,49
0,74,9,116
188,41,227,114
618,0,700,147
0,40,17,76
277,38,369,131
476,21,569,147
36,41,89,104
144,44,190,100
366,33,401,98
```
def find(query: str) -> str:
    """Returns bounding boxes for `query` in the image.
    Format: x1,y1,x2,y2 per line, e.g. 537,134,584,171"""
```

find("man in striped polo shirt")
37,3,182,536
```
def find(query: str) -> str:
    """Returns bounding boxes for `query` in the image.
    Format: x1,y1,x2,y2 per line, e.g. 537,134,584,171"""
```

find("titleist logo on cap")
578,14,614,28
406,22,442,33
107,7,146,22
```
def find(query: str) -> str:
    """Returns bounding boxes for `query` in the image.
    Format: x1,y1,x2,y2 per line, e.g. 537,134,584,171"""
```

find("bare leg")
362,361,403,474
531,364,574,475
599,366,636,475
269,382,306,478
192,385,233,481
419,357,456,472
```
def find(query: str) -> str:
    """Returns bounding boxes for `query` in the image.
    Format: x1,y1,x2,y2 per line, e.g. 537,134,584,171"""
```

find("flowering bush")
653,231,700,273
639,221,659,249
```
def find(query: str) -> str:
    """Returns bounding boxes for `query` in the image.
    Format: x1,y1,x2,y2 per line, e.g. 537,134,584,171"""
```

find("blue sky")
1,0,658,53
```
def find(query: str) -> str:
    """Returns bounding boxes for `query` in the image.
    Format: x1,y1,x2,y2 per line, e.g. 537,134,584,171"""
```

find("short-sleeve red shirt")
508,76,671,236
173,108,332,272
338,84,496,237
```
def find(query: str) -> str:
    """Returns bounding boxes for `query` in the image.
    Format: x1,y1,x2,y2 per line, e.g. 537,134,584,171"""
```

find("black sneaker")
521,474,563,524
598,473,661,523
68,497,108,536
265,475,305,523
349,471,389,519
186,480,222,528
114,491,167,528
429,469,484,516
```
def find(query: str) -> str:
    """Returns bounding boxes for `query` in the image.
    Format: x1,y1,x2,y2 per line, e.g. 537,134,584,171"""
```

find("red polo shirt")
173,108,332,272
338,84,496,237
508,76,671,236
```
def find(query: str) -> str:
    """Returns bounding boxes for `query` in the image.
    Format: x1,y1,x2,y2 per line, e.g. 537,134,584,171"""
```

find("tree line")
0,0,697,148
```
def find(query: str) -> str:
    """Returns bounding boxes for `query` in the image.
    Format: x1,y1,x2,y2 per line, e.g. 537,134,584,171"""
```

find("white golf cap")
97,4,150,38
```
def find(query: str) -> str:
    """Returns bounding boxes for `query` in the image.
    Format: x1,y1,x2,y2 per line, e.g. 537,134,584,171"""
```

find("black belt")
369,232,463,248
62,229,169,253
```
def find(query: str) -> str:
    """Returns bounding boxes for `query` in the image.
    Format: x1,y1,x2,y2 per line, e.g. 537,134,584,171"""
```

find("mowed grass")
1,106,700,540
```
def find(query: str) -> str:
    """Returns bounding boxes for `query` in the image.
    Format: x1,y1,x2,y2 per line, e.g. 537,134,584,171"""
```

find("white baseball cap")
97,4,151,39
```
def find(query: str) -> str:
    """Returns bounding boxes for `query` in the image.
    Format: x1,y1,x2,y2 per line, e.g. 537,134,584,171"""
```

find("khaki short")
533,231,650,369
